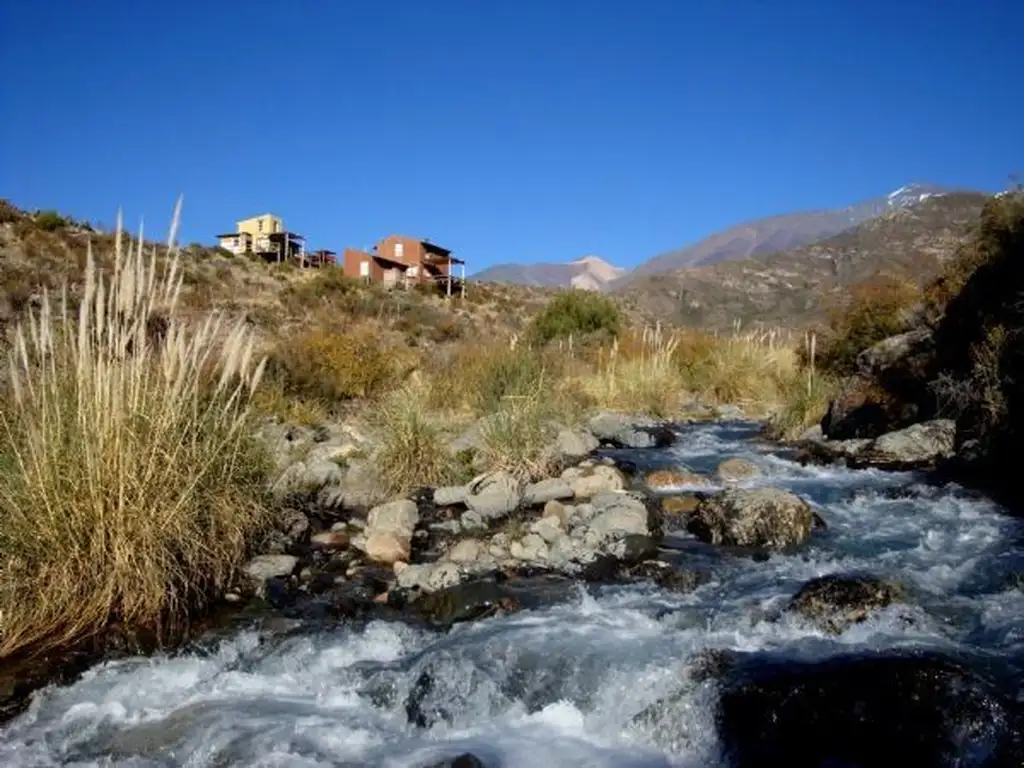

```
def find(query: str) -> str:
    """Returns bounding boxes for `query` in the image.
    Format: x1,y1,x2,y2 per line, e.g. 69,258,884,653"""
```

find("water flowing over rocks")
787,573,905,634
4,417,1024,766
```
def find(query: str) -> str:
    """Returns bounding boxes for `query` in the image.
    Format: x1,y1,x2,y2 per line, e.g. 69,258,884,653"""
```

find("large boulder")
586,412,675,449
521,477,574,506
465,471,522,520
821,329,936,440
367,499,419,537
586,492,652,544
715,458,761,483
554,427,599,463
564,464,626,499
359,499,419,565
716,650,1023,766
788,573,904,634
687,488,815,550
853,419,957,470
242,554,298,596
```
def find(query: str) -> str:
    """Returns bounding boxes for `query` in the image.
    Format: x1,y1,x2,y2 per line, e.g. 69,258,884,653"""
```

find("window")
360,260,370,277
394,242,404,260
258,219,263,232
408,265,419,277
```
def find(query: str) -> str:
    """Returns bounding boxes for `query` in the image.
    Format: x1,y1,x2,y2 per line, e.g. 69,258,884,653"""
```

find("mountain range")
471,183,962,291
615,190,990,330
471,255,626,291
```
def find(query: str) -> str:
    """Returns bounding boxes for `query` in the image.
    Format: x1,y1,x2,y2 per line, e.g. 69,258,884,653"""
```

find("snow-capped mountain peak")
885,182,950,209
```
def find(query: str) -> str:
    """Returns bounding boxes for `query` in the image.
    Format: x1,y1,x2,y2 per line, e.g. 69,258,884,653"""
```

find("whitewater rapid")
2,421,1022,766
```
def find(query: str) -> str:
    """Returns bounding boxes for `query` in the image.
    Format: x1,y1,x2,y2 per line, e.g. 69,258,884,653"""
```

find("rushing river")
2,421,1023,766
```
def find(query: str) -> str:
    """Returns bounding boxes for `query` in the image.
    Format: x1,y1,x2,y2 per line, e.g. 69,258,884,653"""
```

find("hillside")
471,255,626,290
0,202,589,344
610,183,958,290
616,192,991,331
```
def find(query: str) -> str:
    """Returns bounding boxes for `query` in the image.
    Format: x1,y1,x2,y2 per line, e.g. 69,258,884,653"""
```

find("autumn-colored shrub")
815,275,921,376
270,326,409,402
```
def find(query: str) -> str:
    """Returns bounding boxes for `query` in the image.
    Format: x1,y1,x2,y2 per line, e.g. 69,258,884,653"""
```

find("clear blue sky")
2,0,1022,271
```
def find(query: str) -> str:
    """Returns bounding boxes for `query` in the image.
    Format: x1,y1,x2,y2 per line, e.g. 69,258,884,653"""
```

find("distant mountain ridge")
615,191,992,330
608,182,960,291
472,255,626,290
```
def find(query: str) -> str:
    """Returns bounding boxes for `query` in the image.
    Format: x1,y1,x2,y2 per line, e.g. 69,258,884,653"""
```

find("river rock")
529,515,566,544
716,650,1023,766
425,754,486,768
566,464,626,499
510,533,550,562
788,573,904,634
555,427,599,462
854,419,957,470
542,499,572,527
433,485,468,507
687,488,815,549
310,530,349,551
272,458,344,497
661,494,700,517
465,471,522,520
586,411,675,449
645,469,706,489
363,531,411,565
586,492,651,544
715,457,761,482
243,554,298,595
316,461,384,511
367,499,419,536
445,538,485,564
522,477,574,506
395,561,463,593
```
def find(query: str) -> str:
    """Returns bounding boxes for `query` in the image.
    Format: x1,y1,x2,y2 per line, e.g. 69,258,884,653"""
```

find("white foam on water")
2,422,1022,766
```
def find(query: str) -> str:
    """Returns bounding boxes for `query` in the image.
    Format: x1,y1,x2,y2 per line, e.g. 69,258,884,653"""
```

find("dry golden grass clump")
371,379,461,496
0,201,270,659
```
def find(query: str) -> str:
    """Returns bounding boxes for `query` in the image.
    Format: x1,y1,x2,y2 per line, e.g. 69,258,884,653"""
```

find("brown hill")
616,192,991,331
0,201,651,348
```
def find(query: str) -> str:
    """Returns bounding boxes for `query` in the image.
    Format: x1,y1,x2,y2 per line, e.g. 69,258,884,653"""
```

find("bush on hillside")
527,289,622,346
0,205,269,659
33,210,69,232
814,275,921,376
927,193,1024,439
270,326,408,402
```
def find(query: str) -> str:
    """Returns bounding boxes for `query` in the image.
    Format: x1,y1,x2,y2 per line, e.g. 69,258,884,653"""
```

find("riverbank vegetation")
0,199,826,662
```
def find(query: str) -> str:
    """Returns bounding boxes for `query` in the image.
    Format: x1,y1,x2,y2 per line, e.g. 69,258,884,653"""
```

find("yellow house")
217,213,283,256
236,213,283,241
216,212,306,262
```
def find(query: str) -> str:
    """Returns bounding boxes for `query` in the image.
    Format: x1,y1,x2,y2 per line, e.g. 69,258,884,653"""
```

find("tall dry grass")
372,379,461,496
0,200,270,659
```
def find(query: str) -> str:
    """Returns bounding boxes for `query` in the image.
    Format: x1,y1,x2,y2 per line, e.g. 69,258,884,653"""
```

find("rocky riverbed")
1,415,1023,766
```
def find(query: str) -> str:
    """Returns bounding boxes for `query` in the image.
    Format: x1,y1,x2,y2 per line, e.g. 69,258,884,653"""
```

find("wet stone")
788,573,904,634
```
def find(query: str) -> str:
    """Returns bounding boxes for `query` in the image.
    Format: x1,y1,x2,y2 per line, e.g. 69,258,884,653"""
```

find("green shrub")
33,210,69,232
527,290,622,345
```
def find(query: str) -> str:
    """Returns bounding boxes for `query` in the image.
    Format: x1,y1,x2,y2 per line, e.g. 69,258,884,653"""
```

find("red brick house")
342,234,465,296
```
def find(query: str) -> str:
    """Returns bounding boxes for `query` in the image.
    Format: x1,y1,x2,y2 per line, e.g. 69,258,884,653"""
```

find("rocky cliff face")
813,191,1024,510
